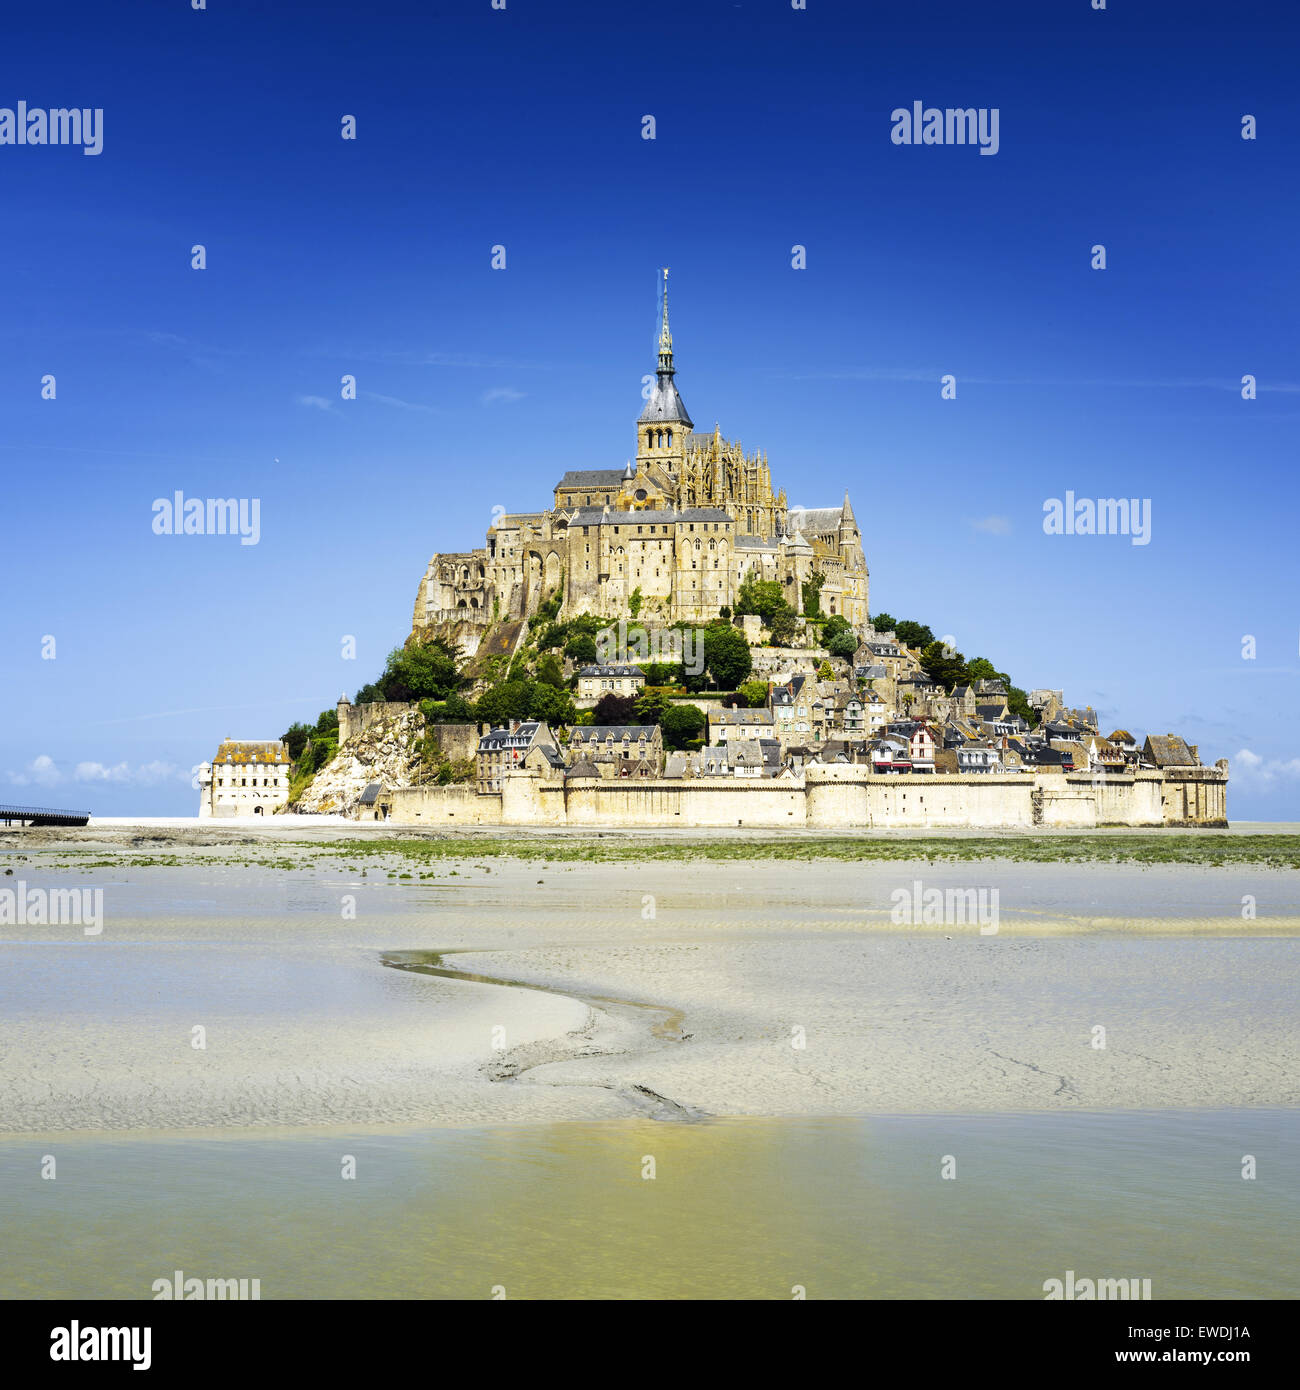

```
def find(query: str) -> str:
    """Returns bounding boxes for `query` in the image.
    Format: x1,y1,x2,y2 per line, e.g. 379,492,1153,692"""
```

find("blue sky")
1,0,1296,818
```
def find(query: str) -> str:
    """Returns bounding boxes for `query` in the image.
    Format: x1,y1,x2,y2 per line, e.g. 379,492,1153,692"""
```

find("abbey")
412,274,869,652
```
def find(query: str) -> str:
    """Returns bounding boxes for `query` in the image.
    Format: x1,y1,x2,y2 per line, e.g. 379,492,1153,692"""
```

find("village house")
567,723,664,775
956,740,1001,773
869,736,912,774
575,663,645,707
1107,729,1143,768
1143,734,1200,769
709,706,776,744
197,739,294,817
770,677,815,747
1084,734,1127,777
476,720,559,794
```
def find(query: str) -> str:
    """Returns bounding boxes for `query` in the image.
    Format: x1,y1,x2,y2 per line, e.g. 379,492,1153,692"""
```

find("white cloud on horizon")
5,756,192,790
1233,749,1300,784
481,387,525,404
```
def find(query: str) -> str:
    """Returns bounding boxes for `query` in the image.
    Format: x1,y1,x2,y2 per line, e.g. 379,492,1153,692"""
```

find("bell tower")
636,268,692,479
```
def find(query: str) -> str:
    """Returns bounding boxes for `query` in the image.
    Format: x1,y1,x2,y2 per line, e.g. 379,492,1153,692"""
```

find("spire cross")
657,268,673,374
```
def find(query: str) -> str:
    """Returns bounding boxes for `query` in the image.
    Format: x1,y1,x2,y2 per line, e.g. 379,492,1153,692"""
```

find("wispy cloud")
74,760,190,786
791,367,1300,394
87,699,318,727
363,391,438,413
969,515,1011,535
481,387,525,404
295,394,336,412
316,345,551,371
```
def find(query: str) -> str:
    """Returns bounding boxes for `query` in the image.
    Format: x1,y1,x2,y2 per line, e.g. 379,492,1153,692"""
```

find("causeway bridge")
0,804,92,828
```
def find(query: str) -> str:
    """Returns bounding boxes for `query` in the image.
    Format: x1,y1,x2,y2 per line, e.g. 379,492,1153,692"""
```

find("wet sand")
1,835,1297,1134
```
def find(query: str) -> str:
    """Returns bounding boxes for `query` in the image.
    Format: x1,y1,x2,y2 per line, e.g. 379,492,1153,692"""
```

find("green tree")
817,659,834,680
642,660,684,687
281,722,313,761
826,628,858,661
920,640,968,690
703,622,753,688
894,620,935,650
628,586,643,618
476,680,534,727
372,640,462,702
528,683,575,726
768,603,798,646
591,692,638,725
535,651,565,688
802,571,826,618
822,615,852,643
565,634,598,664
738,680,769,708
634,687,675,723
965,657,1000,682
420,694,477,725
660,703,707,750
871,612,897,632
734,572,785,625
1007,686,1037,727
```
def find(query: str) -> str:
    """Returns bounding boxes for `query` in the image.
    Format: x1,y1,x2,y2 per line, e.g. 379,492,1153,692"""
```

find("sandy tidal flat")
0,847,1297,1133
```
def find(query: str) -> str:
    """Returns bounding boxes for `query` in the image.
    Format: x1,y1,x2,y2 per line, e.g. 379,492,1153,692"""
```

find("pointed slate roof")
638,269,693,427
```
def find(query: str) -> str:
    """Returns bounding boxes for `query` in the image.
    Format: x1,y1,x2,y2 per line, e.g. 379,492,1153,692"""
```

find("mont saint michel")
412,272,869,652
270,276,1228,832
6,0,1295,1321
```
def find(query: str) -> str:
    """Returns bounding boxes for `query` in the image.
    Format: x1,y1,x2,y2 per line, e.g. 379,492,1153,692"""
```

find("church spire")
657,267,674,375
638,266,692,430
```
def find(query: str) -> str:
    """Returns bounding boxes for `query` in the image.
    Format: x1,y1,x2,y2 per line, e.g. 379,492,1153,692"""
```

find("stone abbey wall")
384,766,1226,830
337,700,419,746
388,784,502,825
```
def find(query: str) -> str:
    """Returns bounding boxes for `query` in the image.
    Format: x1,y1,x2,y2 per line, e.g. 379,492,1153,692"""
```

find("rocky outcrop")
293,706,426,816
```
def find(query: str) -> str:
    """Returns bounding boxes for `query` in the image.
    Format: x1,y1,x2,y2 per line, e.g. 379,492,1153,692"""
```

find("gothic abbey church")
412,275,869,653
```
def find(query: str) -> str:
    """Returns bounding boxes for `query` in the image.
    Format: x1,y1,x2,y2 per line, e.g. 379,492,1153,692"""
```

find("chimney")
1189,744,1199,762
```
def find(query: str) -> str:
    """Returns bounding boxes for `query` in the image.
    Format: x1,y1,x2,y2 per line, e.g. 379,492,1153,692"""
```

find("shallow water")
2,856,1297,1298
2,1109,1295,1299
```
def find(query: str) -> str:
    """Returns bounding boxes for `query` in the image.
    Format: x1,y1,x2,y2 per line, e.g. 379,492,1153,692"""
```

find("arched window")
666,429,673,446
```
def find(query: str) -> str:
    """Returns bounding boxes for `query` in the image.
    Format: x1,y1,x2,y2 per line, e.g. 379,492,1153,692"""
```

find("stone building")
411,273,870,653
197,740,294,817
476,721,558,794
575,664,645,707
566,724,664,776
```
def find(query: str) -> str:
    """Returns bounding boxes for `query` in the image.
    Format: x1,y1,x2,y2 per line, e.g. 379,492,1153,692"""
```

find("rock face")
293,706,426,816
